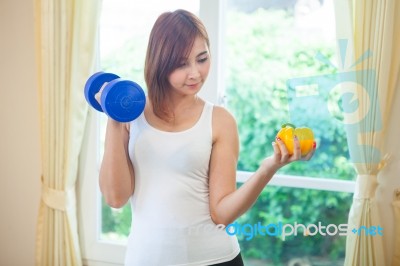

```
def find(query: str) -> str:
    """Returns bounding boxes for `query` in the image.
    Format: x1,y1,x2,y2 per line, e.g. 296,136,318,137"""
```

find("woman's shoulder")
211,105,238,138
212,105,236,122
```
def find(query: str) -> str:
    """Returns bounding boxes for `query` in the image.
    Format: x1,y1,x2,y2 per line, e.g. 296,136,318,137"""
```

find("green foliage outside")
100,8,354,266
224,9,353,265
225,9,355,179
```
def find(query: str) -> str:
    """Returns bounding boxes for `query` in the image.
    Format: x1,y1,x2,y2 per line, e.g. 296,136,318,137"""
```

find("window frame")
78,1,355,265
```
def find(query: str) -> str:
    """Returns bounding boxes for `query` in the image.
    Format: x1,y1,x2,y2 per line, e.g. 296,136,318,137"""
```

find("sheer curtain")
334,0,400,265
34,0,101,265
393,189,400,266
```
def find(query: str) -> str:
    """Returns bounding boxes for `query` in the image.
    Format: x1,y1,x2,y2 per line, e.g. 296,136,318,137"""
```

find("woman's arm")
209,107,314,225
99,120,135,208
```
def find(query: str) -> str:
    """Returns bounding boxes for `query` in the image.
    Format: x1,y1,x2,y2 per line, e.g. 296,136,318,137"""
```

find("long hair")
144,9,210,121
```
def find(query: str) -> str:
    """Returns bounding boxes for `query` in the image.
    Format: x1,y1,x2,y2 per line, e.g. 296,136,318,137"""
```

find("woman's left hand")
261,136,316,173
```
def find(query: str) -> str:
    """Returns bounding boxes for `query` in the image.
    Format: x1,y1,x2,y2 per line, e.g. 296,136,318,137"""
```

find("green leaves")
226,9,353,264
226,9,355,179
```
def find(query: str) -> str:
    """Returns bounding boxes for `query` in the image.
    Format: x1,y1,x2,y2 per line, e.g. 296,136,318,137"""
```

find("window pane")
224,0,356,180
236,185,351,266
224,1,353,265
98,0,200,243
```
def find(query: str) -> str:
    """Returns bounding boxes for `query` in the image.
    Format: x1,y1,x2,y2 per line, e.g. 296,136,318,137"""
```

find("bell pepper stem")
282,123,296,128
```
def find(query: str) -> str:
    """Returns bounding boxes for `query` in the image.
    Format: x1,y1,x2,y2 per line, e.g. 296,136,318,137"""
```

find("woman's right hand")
94,82,108,105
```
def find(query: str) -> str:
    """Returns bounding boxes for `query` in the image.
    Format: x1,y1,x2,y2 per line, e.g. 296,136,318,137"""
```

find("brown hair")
144,9,210,121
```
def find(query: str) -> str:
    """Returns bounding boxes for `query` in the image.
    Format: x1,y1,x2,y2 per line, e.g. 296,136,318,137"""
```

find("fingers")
291,135,301,161
302,141,317,161
272,137,316,166
272,141,280,156
275,137,290,163
94,82,108,104
271,141,281,165
303,149,314,161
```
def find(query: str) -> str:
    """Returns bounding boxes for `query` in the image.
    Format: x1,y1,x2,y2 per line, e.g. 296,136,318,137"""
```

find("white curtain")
334,0,400,265
393,189,400,266
34,0,101,265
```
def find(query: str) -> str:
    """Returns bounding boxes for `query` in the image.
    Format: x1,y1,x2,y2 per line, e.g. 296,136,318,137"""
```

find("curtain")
334,0,400,265
393,189,400,266
34,0,101,265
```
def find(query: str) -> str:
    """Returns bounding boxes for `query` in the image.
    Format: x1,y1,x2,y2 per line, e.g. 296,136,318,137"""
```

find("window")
79,1,356,265
225,0,355,179
223,1,354,264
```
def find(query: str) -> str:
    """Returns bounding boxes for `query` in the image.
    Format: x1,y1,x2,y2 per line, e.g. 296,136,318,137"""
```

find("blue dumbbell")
84,72,146,122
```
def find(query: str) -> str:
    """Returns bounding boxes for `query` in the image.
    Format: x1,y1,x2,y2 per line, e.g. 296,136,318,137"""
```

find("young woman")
99,9,315,266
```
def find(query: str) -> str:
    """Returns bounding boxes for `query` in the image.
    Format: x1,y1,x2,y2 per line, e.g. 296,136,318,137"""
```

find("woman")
99,9,315,266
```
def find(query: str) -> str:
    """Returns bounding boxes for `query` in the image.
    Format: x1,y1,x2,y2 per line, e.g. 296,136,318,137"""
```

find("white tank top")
126,101,240,266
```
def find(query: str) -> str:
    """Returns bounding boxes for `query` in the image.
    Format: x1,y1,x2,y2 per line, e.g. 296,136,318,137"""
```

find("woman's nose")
188,64,200,79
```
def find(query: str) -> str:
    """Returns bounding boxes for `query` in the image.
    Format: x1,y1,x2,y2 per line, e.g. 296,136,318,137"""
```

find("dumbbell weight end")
101,79,146,123
84,72,120,112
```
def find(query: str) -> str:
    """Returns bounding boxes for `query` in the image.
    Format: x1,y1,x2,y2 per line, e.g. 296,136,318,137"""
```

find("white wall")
0,0,41,265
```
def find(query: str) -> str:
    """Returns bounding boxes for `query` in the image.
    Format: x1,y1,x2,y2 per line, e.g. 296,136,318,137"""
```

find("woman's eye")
198,57,208,63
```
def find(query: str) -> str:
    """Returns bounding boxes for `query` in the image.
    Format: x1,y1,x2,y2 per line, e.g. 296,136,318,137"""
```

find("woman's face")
168,36,211,97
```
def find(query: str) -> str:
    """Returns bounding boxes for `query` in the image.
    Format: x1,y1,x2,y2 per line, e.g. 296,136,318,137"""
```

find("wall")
0,0,41,265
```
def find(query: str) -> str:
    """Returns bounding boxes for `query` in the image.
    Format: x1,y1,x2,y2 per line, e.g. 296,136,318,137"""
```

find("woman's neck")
147,94,203,124
167,94,200,115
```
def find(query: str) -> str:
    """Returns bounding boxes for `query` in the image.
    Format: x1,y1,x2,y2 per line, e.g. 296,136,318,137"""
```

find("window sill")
237,171,355,193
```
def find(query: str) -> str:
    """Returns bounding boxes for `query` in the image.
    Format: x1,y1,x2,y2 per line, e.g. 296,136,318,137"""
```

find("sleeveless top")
125,101,240,265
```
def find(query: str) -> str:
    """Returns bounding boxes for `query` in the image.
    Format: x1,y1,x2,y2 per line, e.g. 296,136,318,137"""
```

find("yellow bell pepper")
276,123,315,156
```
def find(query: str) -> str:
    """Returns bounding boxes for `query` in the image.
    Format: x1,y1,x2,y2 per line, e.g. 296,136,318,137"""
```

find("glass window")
235,186,351,266
92,1,354,265
224,0,356,180
224,0,353,264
